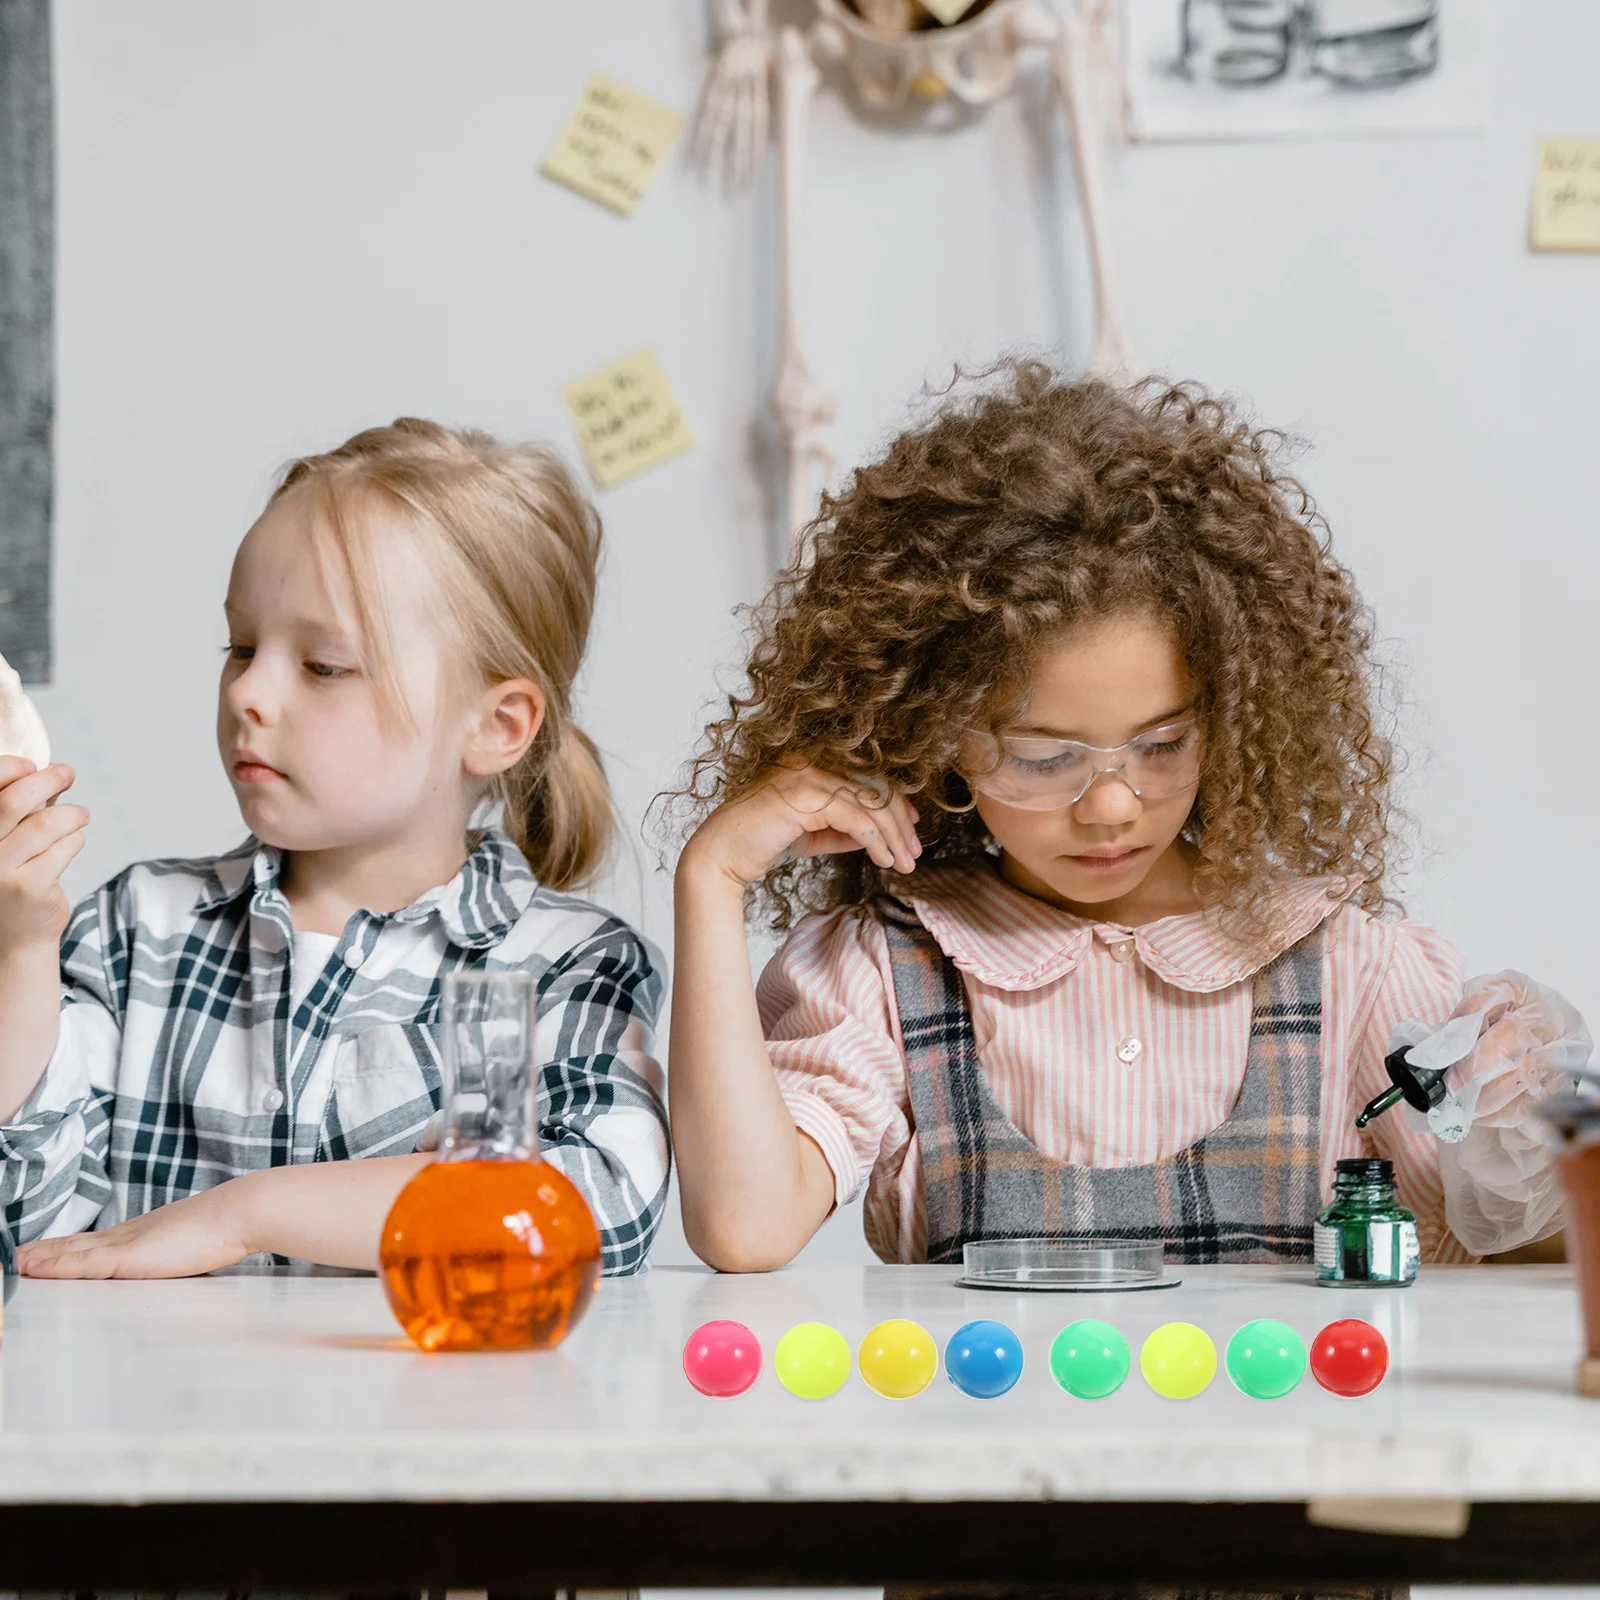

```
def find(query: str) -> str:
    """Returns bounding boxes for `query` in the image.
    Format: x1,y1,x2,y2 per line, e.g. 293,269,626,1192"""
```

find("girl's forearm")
0,944,64,1124
670,853,835,1271
235,1153,432,1269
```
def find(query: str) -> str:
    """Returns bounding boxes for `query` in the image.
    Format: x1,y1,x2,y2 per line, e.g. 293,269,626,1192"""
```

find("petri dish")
958,1238,1180,1293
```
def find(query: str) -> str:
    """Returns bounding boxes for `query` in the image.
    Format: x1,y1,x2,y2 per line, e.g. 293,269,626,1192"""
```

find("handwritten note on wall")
542,73,682,217
1531,137,1600,252
562,348,694,488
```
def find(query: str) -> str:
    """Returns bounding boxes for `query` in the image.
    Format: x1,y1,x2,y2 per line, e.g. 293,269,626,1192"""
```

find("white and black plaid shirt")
0,828,669,1274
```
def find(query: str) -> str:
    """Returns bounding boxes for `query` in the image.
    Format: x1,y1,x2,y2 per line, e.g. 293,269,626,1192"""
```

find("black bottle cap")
1336,1157,1394,1182
1386,1045,1451,1111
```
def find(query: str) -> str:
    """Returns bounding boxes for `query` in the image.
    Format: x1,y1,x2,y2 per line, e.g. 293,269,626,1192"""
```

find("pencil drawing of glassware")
1307,0,1439,87
1180,0,1300,86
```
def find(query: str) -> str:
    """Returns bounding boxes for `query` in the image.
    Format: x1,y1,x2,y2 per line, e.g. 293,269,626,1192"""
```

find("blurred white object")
695,0,1134,546
0,649,49,766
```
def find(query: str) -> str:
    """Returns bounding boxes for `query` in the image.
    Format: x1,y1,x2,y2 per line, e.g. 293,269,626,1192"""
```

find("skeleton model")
697,0,1132,543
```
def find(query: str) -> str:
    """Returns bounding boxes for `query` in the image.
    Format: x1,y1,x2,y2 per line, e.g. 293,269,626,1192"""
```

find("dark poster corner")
0,0,52,684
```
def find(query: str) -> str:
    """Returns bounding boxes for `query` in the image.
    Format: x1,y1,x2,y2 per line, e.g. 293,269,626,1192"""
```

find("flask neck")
437,971,539,1164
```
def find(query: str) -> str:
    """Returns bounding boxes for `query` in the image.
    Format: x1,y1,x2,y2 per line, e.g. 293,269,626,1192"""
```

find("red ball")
1310,1318,1389,1397
683,1319,762,1398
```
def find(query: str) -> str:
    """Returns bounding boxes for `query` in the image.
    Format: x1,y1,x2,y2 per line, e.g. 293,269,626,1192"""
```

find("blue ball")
944,1318,1025,1399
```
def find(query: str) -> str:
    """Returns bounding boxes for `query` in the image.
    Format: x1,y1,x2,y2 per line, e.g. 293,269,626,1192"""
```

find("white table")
2,1262,1597,1591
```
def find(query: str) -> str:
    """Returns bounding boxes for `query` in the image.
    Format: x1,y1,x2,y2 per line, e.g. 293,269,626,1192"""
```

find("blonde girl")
5,419,668,1278
670,363,1586,1272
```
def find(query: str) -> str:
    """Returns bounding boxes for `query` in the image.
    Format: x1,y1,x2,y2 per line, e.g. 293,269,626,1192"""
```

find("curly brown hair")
681,361,1403,937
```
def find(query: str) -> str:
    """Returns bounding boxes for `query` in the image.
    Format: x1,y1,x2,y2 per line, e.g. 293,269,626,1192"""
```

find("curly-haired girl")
670,361,1588,1272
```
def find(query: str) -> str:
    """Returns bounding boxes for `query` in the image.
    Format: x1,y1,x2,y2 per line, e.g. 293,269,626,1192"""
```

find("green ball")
1225,1318,1306,1400
1049,1319,1131,1399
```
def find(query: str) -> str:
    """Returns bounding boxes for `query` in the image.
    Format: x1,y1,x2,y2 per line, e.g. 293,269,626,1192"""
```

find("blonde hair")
271,417,612,890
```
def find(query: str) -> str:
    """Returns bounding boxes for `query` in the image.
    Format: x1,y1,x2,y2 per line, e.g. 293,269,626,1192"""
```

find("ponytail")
502,716,614,891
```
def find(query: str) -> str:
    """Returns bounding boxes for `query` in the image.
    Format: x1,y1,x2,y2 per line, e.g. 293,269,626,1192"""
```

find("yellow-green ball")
1140,1321,1217,1400
858,1318,939,1399
773,1321,852,1400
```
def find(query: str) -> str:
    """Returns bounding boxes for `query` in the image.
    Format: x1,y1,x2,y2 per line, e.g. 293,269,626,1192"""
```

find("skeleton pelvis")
816,0,1027,110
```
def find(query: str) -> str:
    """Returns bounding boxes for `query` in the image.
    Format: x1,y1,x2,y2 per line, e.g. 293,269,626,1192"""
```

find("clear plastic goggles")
960,719,1202,811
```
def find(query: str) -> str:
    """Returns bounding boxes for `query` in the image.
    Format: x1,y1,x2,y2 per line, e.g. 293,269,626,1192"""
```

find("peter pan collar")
892,858,1357,994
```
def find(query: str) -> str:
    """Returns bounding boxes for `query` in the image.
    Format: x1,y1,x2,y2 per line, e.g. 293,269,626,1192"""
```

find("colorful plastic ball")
774,1321,852,1400
1225,1319,1307,1400
1049,1319,1131,1400
944,1319,1025,1399
1139,1321,1217,1399
1310,1318,1389,1397
682,1319,762,1398
858,1318,939,1399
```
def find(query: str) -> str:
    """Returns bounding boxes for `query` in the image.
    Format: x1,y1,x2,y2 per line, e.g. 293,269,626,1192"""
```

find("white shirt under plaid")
0,828,669,1275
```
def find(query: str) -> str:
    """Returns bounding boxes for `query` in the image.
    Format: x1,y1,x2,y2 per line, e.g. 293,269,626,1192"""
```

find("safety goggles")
959,719,1202,811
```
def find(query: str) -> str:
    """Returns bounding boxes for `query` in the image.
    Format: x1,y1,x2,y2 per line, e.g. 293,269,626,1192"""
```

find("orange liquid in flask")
380,1158,602,1352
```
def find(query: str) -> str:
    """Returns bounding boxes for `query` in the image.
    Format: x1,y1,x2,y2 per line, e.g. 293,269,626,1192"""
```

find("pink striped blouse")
757,858,1476,1265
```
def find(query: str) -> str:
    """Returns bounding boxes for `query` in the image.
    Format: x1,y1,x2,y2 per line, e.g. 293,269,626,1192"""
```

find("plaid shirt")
0,828,669,1275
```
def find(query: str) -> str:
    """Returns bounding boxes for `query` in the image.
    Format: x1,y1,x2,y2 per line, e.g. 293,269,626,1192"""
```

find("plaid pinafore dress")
878,897,1324,1263
878,904,1398,1600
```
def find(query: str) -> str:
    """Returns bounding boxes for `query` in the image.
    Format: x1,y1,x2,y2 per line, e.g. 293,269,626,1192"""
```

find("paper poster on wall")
542,73,683,216
0,0,53,682
1530,138,1600,253
562,348,694,489
1122,0,1486,143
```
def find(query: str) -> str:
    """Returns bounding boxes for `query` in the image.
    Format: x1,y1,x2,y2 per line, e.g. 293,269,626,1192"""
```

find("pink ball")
683,1319,762,1398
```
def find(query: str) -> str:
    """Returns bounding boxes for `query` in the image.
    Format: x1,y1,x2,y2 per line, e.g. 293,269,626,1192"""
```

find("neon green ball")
1140,1321,1217,1399
1225,1319,1306,1400
773,1321,852,1399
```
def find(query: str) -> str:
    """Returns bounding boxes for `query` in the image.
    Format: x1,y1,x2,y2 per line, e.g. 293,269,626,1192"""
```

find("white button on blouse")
261,1087,285,1112
1116,1035,1143,1066
342,946,366,970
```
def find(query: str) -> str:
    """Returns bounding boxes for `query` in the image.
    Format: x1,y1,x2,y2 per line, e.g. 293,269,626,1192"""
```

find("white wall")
42,0,1600,1271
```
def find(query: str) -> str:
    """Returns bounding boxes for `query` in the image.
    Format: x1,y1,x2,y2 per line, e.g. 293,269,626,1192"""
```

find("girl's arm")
0,760,90,1124
528,917,669,1276
0,764,127,1246
671,766,919,1272
16,1154,431,1278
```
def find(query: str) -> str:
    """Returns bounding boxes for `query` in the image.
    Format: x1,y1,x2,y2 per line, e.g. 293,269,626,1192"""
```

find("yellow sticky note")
541,73,683,217
562,348,694,488
1531,137,1600,252
920,0,978,23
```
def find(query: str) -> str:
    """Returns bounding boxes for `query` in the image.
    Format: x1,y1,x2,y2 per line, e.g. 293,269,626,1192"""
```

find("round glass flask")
379,971,602,1351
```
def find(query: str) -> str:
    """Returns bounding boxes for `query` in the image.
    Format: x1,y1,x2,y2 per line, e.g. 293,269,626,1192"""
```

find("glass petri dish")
958,1237,1180,1293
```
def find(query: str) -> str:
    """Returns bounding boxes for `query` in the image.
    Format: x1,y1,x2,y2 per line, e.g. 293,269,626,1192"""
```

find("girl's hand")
1444,971,1591,1127
680,764,921,890
16,1182,255,1280
0,758,89,958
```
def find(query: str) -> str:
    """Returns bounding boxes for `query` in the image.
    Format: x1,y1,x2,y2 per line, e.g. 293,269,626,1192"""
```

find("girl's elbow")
684,1211,799,1274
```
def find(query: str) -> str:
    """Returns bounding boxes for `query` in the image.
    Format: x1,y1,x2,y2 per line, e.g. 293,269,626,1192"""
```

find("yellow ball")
774,1321,853,1400
858,1318,939,1399
1140,1321,1217,1400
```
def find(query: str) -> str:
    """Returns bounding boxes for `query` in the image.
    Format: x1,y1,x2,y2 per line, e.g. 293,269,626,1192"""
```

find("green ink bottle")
1314,1157,1419,1288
